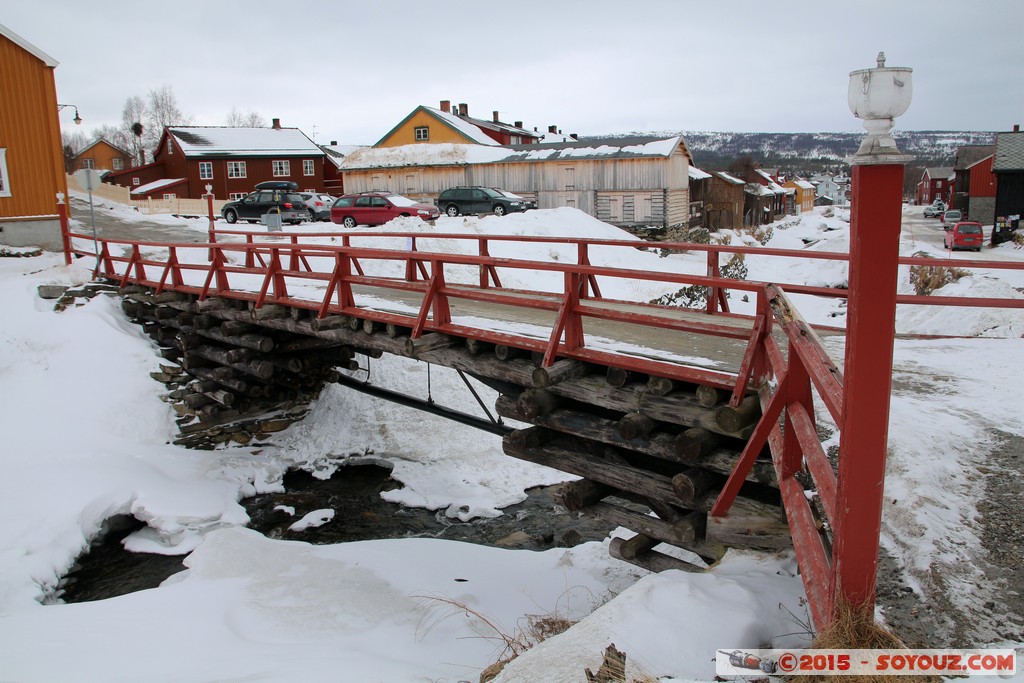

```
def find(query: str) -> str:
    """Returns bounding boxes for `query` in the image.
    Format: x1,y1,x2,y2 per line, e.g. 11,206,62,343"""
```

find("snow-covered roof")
501,136,683,162
791,179,815,190
130,178,187,195
688,166,712,180
167,127,322,158
341,136,685,171
321,144,368,169
745,183,776,197
0,23,58,67
421,107,500,146
715,171,744,185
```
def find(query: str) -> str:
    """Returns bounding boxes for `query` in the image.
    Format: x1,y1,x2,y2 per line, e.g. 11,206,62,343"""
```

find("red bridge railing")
64,224,1024,630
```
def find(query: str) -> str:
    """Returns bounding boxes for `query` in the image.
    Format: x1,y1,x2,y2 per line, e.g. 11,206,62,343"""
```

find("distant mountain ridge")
583,130,996,175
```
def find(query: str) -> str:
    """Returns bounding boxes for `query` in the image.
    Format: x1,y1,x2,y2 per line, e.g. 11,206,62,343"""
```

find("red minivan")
330,192,440,228
944,221,985,252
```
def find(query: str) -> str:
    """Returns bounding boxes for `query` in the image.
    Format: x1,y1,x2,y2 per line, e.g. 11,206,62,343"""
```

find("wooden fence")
65,175,228,216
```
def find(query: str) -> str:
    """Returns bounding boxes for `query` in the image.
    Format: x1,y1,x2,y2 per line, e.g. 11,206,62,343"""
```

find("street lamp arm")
58,103,82,126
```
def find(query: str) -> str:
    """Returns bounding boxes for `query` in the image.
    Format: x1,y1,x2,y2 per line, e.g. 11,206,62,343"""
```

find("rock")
37,284,69,300
495,531,531,547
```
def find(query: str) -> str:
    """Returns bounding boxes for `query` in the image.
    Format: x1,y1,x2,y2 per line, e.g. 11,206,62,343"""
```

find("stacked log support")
115,285,790,566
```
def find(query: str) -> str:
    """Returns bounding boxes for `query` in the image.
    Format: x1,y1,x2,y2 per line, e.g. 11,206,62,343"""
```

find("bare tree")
145,85,192,152
61,130,88,172
121,95,147,165
226,107,267,128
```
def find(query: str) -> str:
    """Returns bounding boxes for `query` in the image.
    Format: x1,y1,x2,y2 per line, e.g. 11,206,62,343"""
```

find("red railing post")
705,250,718,314
57,193,72,265
577,243,601,299
205,187,216,261
831,162,905,614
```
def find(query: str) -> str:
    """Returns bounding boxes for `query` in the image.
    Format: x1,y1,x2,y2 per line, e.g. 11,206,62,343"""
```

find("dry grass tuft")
1012,231,1024,249
790,600,940,683
909,262,971,296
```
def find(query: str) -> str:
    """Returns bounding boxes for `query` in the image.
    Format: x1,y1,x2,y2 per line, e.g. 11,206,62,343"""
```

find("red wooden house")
105,119,325,200
915,167,953,205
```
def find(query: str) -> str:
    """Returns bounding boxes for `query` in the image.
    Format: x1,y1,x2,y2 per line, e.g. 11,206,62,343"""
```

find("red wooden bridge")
58,193,1024,631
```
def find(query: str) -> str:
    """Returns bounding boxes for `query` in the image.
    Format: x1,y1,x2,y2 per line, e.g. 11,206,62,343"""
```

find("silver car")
299,193,335,222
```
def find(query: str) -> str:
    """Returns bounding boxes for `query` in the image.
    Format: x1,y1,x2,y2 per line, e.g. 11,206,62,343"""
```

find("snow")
130,177,186,195
2,204,1023,681
422,106,501,146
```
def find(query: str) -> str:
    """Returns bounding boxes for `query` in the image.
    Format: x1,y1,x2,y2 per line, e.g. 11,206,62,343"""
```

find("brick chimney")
330,140,337,146
440,100,451,113
271,118,281,129
570,133,578,140
514,120,522,128
1015,124,1021,132
548,125,557,133
493,111,500,123
458,103,468,117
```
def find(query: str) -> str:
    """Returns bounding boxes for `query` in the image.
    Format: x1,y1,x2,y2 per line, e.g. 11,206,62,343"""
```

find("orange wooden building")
0,23,68,250
72,138,133,174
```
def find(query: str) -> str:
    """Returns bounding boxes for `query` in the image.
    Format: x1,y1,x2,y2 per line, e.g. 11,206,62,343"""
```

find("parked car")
944,221,985,251
330,192,440,228
299,192,335,222
923,203,945,218
437,186,535,217
940,209,962,225
221,189,311,225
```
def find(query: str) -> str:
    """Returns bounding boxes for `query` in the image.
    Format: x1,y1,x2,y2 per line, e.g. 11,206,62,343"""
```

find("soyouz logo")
715,648,1018,676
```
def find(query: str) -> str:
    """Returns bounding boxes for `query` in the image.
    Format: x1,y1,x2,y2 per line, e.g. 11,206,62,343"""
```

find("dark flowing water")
58,464,616,603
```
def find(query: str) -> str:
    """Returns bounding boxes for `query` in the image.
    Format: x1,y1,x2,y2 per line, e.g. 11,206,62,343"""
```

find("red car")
944,221,985,252
330,192,440,228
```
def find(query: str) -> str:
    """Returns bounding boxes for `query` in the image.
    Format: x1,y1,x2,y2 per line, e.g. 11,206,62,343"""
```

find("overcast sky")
7,0,1022,147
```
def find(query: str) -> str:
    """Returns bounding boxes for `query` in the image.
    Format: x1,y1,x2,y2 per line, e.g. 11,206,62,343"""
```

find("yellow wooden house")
783,178,816,214
0,23,68,250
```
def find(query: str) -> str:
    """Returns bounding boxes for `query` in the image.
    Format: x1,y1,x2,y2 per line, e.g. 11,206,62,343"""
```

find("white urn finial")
848,52,914,164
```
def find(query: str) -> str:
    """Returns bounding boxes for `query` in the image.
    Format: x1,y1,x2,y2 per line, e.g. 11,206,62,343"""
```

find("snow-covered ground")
3,205,1023,681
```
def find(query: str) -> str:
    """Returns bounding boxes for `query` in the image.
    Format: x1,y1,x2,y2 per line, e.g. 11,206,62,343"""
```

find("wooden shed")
340,136,694,230
0,23,68,250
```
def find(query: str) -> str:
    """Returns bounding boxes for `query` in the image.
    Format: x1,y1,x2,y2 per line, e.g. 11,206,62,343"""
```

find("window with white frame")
414,126,429,141
273,160,290,177
112,158,124,170
132,177,140,186
0,149,10,197
82,158,95,170
228,161,247,178
199,162,213,180
163,193,176,200
303,159,314,176
228,192,247,200
166,139,173,155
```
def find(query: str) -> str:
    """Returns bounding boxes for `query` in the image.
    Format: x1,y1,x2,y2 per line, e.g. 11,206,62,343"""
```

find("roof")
501,135,685,162
993,131,1024,171
74,138,132,159
375,106,499,147
745,183,777,197
714,171,745,185
321,144,367,169
966,153,994,170
130,178,187,195
789,179,816,190
166,126,322,158
688,166,712,180
0,23,58,67
923,166,954,180
341,136,687,171
953,145,995,171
